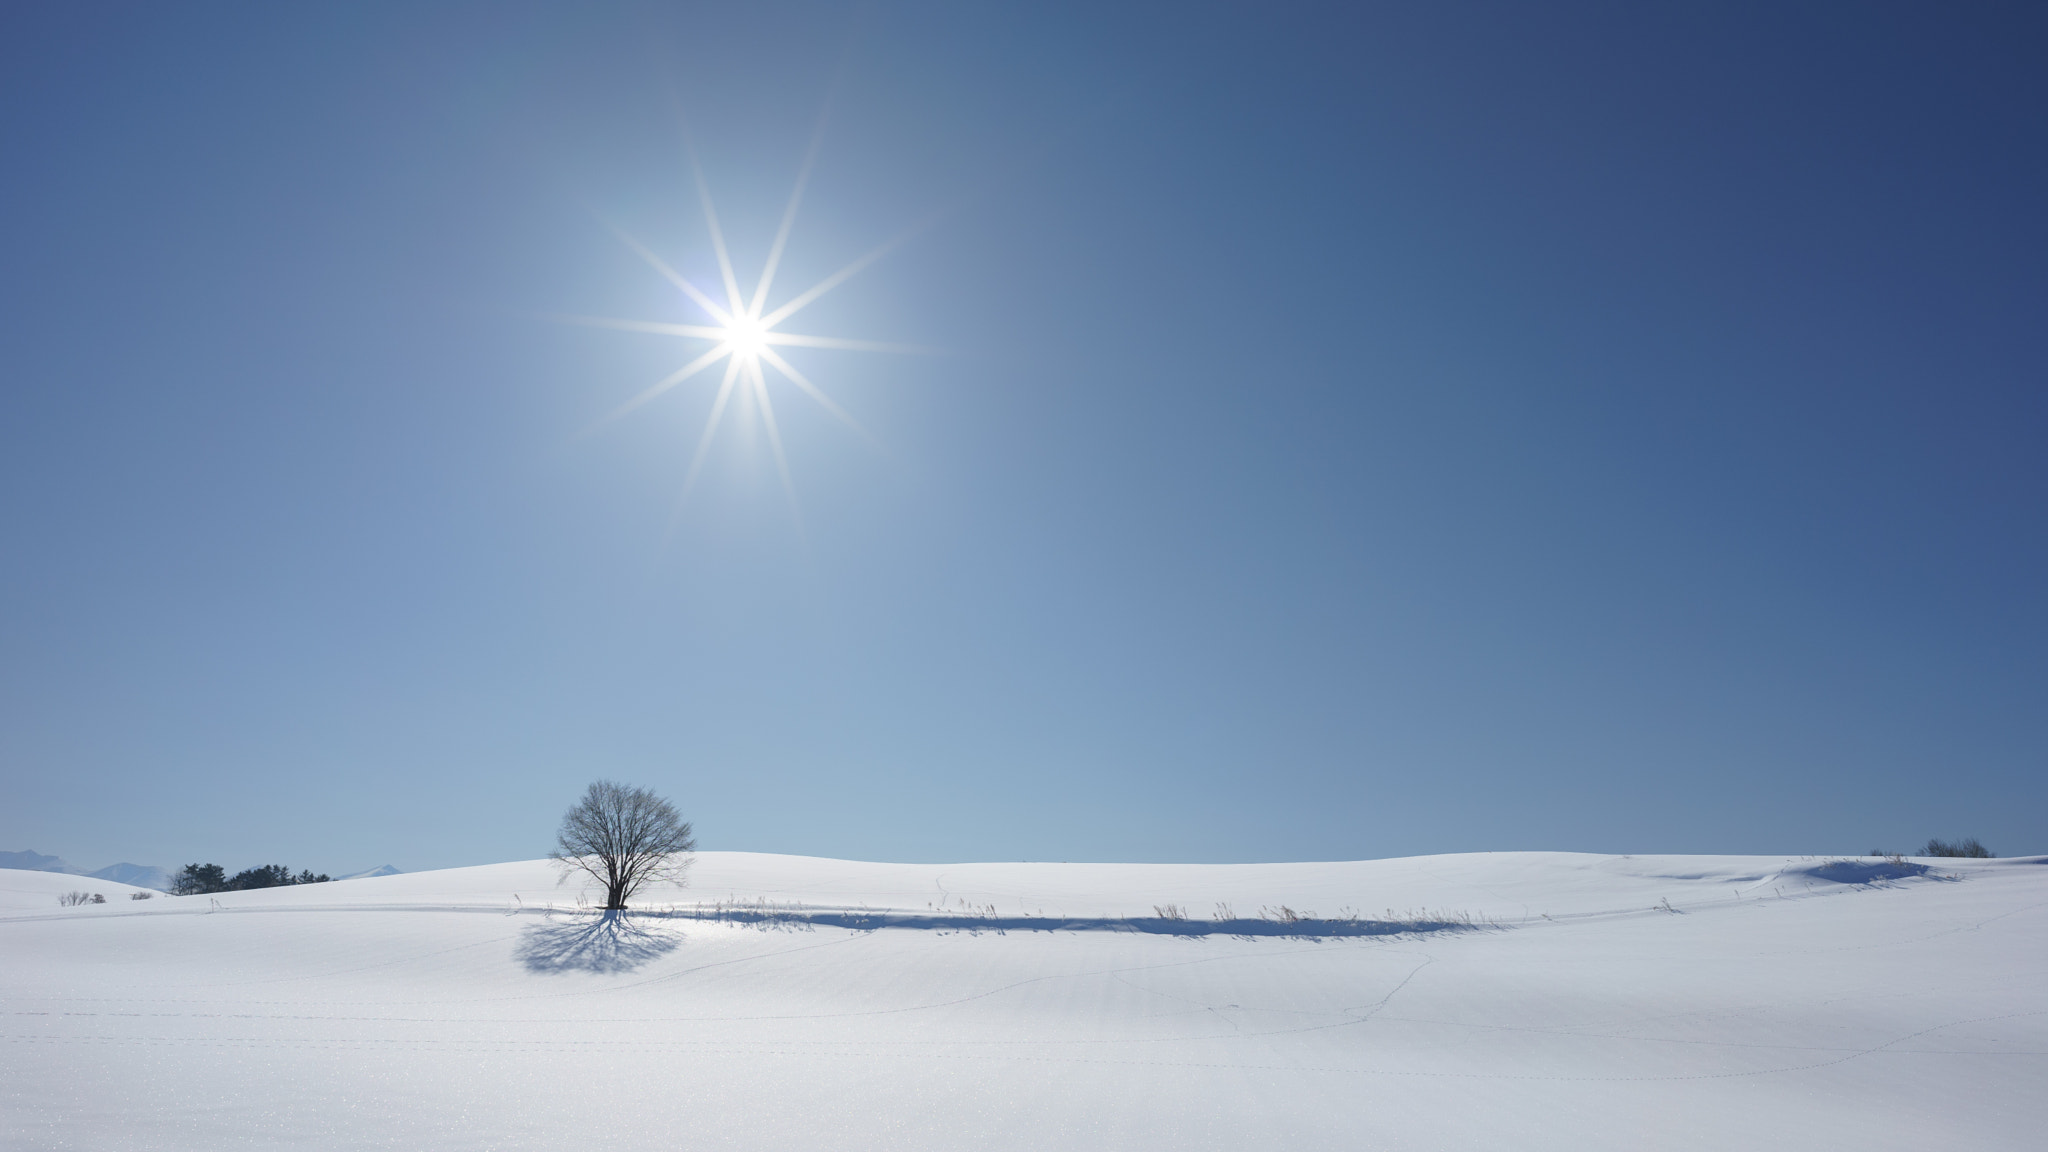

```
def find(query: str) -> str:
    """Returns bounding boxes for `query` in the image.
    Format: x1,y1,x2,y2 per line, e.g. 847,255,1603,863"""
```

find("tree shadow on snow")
1791,859,1942,885
515,911,682,974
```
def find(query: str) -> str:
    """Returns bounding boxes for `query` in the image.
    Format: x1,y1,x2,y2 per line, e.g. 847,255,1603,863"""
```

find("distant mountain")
3,851,171,890
336,865,403,880
89,863,173,890
0,850,74,873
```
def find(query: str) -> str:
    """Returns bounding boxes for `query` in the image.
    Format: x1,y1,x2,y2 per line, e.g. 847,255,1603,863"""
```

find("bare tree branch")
550,781,696,910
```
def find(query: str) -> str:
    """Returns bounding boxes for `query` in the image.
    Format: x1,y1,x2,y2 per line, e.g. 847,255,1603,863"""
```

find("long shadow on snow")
516,911,682,974
1790,859,1944,885
656,908,1484,939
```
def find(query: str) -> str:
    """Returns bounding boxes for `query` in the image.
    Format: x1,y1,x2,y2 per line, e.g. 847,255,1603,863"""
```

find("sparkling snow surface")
3,852,2042,1150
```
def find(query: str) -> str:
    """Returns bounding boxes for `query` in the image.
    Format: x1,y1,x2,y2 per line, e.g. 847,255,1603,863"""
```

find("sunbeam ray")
750,120,828,320
605,225,730,324
749,358,804,535
676,354,746,507
556,315,728,341
596,343,733,429
761,332,938,355
758,346,882,449
687,147,747,318
758,229,913,330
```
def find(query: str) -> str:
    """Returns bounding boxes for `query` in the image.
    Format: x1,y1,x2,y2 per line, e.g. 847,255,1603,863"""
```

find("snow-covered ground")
2,851,2041,1150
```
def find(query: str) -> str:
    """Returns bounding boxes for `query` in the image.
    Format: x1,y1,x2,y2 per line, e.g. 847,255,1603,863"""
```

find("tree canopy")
552,780,695,910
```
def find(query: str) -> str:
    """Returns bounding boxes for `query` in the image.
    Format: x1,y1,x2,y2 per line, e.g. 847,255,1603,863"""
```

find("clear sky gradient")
3,3,2043,872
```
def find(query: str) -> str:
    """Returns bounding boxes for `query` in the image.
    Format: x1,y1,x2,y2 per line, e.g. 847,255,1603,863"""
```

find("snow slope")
2,851,2041,1150
0,853,172,891
0,868,158,911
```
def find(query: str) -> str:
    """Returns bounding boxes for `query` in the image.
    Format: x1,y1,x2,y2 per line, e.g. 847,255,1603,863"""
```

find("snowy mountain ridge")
0,850,171,891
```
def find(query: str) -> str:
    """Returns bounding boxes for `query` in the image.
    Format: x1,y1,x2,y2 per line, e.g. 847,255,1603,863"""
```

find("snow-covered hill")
0,850,173,891
1,851,2041,1149
0,867,159,910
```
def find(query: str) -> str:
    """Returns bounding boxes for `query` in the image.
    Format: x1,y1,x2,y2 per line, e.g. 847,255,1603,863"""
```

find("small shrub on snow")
58,891,97,907
1923,838,1994,859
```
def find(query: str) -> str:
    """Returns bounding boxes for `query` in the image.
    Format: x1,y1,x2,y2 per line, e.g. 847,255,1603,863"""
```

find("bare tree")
552,780,696,910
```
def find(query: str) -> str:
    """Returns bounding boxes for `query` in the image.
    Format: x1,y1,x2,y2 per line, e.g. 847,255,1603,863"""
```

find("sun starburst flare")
567,135,928,524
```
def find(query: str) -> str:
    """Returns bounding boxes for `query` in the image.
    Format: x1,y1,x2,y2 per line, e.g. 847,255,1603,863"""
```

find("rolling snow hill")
1,851,2041,1150
0,851,173,891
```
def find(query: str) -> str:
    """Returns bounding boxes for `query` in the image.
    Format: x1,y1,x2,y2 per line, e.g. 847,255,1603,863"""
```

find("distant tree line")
170,863,330,896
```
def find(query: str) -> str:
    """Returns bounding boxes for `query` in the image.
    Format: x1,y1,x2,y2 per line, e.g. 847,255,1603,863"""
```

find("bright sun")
722,314,769,358
567,131,921,520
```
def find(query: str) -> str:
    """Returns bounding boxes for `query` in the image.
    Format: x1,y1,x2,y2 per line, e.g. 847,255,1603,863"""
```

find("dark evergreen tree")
172,862,329,893
171,863,228,896
226,864,295,890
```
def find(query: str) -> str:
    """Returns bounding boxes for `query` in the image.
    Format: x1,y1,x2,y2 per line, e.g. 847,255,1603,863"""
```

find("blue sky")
3,3,2043,872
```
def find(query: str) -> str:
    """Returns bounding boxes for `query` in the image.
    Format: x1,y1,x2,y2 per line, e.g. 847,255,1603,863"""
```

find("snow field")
2,851,2043,1150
